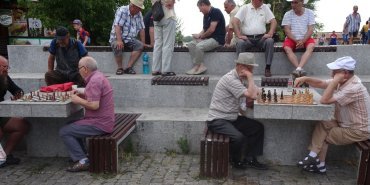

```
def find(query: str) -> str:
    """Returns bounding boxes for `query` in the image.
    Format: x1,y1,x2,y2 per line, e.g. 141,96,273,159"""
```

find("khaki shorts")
0,117,10,128
110,39,143,56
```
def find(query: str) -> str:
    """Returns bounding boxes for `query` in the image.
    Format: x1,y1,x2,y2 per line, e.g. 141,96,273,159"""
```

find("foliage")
177,137,190,154
175,18,184,46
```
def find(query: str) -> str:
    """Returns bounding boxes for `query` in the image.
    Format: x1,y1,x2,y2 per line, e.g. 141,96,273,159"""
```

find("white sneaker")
194,65,207,75
186,67,197,75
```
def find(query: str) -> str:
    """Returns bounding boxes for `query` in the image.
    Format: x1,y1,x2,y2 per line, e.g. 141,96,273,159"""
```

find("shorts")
349,31,358,37
0,117,10,128
110,39,143,56
283,38,315,50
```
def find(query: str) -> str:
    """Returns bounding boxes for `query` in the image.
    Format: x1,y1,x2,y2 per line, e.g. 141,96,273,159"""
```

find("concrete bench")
356,140,370,185
200,127,229,178
88,113,141,173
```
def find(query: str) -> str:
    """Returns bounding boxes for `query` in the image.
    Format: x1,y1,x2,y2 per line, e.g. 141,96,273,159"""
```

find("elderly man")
223,0,239,48
207,53,267,170
344,5,361,45
59,56,114,172
186,0,226,75
45,26,88,87
109,0,149,75
0,55,29,168
282,0,315,77
295,56,370,174
233,0,276,77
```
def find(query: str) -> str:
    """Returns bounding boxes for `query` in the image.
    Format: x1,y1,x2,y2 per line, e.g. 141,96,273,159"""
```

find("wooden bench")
87,113,141,173
356,140,370,185
200,127,229,178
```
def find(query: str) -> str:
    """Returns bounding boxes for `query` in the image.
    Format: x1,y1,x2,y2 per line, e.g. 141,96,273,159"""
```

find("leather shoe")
264,69,272,77
244,158,268,170
66,162,89,172
232,161,247,170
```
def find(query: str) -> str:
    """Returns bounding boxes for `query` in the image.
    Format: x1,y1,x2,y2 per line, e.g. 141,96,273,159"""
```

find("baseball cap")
326,56,356,70
72,19,82,25
235,53,258,66
286,0,309,4
55,26,69,40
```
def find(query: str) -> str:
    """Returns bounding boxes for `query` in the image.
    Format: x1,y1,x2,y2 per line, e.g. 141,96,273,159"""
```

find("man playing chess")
294,56,370,174
0,55,30,168
207,53,267,170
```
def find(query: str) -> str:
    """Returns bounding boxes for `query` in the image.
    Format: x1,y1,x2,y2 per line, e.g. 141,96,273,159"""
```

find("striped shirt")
109,5,145,44
327,75,370,133
207,69,247,121
281,8,315,40
346,13,361,33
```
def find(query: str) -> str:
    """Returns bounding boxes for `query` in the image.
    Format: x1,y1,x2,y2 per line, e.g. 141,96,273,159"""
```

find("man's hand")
296,40,304,48
294,76,306,87
333,71,345,82
262,33,273,39
71,94,83,104
237,35,248,41
116,40,124,50
192,34,201,39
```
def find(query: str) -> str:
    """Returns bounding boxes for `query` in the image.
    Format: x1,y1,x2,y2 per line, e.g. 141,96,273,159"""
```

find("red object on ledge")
40,82,74,92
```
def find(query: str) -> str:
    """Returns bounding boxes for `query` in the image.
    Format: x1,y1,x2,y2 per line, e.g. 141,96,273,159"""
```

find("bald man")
0,55,29,168
59,56,114,172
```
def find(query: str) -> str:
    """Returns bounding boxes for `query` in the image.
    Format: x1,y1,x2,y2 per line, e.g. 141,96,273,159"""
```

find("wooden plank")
357,141,369,185
206,132,212,177
212,133,218,178
88,137,94,173
98,138,104,173
200,138,206,177
223,136,230,177
112,140,118,173
93,136,100,173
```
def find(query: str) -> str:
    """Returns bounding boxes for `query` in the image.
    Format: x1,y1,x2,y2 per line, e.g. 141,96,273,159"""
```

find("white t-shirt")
282,8,315,40
234,3,275,35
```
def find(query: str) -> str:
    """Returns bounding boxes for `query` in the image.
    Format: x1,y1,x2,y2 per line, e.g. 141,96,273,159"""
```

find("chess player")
59,56,114,172
0,55,30,168
207,53,267,170
294,56,370,174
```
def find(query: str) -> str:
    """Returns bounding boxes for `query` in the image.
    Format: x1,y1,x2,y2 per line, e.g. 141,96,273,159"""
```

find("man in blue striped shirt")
344,5,361,45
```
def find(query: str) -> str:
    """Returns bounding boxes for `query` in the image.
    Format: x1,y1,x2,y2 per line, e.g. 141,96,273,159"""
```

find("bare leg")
115,55,123,69
318,141,328,162
283,46,299,68
2,118,29,155
349,36,353,45
128,50,142,68
298,43,315,68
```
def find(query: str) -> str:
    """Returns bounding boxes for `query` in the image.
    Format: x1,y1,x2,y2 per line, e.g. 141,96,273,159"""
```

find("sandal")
303,164,326,175
116,68,124,75
123,67,136,74
66,161,89,172
152,71,162,76
161,72,176,76
297,155,319,169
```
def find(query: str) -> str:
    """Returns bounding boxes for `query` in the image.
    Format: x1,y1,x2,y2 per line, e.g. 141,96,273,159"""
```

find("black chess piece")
267,90,271,101
280,91,284,99
273,89,277,102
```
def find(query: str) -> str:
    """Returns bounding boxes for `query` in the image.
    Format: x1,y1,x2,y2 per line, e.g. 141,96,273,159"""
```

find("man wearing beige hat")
109,0,149,75
207,52,267,170
294,56,370,174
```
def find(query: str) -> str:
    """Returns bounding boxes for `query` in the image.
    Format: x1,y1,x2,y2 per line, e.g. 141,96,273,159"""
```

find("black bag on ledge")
152,0,164,21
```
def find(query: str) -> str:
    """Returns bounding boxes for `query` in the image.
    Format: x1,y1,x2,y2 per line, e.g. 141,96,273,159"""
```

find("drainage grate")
151,76,209,86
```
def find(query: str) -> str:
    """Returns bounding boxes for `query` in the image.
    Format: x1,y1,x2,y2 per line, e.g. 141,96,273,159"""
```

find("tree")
175,18,184,46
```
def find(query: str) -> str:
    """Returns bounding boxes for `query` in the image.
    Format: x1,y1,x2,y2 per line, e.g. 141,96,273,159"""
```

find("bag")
40,82,74,92
152,0,164,22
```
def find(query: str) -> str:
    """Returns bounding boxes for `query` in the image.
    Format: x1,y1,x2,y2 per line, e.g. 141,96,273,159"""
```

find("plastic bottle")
142,52,150,74
287,75,293,92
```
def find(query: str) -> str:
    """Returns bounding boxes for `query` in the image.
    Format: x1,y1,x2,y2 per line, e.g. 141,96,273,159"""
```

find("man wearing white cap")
207,53,267,170
294,56,370,174
282,0,315,77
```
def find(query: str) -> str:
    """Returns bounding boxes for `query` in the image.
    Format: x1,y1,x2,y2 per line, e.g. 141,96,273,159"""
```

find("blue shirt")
203,7,226,45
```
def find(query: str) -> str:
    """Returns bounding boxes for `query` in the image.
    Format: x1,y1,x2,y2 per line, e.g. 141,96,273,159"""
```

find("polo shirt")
235,3,274,35
203,7,226,45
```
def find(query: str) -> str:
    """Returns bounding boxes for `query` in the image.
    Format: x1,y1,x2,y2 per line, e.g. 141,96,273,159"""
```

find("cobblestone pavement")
0,153,357,185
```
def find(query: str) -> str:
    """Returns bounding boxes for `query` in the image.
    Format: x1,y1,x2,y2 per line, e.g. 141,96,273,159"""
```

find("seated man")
294,56,370,174
45,26,88,87
0,55,29,168
59,56,114,172
186,0,225,75
282,0,315,76
223,0,239,48
207,53,267,170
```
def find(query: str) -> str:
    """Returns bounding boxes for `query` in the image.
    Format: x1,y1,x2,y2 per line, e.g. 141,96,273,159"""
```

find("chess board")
257,88,316,105
10,90,73,102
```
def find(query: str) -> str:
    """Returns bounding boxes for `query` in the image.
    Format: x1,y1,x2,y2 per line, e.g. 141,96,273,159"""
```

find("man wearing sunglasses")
294,56,370,174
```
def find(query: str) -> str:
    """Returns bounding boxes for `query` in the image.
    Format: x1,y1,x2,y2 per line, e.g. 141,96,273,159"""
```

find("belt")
246,34,264,39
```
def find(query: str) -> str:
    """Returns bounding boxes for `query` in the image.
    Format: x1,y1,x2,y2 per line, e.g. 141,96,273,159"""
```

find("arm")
83,35,89,46
320,73,344,104
139,29,150,47
7,76,23,96
243,71,257,99
294,76,328,89
264,18,277,39
233,18,247,41
114,25,124,50
225,25,234,46
47,54,55,72
71,94,100,110
149,26,155,47
284,25,297,42
200,21,218,39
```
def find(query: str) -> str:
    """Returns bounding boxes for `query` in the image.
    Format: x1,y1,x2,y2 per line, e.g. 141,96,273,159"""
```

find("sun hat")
130,0,145,9
286,0,308,4
235,53,258,66
326,56,356,70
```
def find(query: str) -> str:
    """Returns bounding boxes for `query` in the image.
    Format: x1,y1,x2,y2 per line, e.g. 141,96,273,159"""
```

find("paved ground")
0,152,358,185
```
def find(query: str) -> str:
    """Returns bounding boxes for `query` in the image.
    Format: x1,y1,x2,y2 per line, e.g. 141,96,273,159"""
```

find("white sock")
308,151,317,158
79,158,88,164
317,161,325,167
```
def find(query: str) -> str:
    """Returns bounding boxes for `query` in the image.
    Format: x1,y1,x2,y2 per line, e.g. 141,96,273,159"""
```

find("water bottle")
287,75,293,92
142,52,150,74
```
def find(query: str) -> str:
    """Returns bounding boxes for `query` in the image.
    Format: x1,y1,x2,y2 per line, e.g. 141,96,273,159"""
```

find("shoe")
186,67,197,75
264,68,272,77
194,66,207,75
5,154,20,165
303,164,326,175
291,70,300,78
297,155,319,169
231,161,247,170
244,158,268,170
123,67,136,74
116,68,124,75
300,69,307,76
161,72,176,76
66,161,89,172
152,71,162,76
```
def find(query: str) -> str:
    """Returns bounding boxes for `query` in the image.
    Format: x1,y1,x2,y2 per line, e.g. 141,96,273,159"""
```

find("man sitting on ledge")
294,56,370,174
0,55,29,168
207,53,267,170
59,56,114,172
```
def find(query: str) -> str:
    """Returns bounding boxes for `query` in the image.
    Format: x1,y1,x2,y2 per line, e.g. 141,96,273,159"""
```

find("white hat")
130,0,145,9
326,56,356,70
235,53,258,66
286,0,309,4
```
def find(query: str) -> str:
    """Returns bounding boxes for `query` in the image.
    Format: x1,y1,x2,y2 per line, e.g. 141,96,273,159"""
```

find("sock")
296,67,302,71
265,65,271,70
308,151,317,158
317,161,325,167
79,158,89,164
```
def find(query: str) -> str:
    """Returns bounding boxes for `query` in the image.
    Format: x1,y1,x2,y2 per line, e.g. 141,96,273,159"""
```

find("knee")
284,46,293,54
265,38,274,46
59,125,69,138
234,133,245,144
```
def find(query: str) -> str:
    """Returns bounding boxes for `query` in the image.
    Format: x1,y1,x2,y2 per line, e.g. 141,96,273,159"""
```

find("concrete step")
7,45,370,76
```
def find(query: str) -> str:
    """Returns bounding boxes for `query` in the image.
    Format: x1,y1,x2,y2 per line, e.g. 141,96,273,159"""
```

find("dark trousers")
45,70,85,87
207,116,264,162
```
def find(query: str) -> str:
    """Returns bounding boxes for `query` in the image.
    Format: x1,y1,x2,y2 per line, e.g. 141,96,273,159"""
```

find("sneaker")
244,158,268,170
123,67,136,74
66,161,89,172
194,65,207,75
186,67,197,75
297,155,319,169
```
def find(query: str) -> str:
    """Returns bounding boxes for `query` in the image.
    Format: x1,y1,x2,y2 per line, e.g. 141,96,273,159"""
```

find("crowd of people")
0,0,369,176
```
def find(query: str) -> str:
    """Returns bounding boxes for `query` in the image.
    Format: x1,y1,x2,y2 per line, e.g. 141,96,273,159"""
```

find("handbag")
152,0,164,22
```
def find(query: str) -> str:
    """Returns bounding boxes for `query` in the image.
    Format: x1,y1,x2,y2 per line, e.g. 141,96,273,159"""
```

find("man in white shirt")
223,0,239,48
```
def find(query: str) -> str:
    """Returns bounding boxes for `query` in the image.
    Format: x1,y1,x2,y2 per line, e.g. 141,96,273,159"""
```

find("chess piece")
273,89,277,102
267,90,271,102
280,91,284,100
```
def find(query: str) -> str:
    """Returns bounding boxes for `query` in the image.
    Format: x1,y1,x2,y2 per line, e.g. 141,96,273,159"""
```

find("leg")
193,38,220,74
127,39,143,68
44,70,68,85
186,40,200,74
161,18,176,73
59,123,105,162
260,38,274,67
308,120,338,154
298,42,315,68
284,47,299,68
111,41,124,69
236,39,254,56
2,118,29,155
152,21,163,73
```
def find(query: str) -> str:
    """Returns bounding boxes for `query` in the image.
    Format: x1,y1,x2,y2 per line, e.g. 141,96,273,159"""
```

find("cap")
72,19,82,25
130,0,145,9
235,53,258,66
326,56,356,70
286,0,309,4
55,26,69,40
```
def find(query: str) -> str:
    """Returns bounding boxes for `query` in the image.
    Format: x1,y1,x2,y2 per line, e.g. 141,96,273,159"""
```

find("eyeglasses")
0,65,10,70
78,66,86,70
